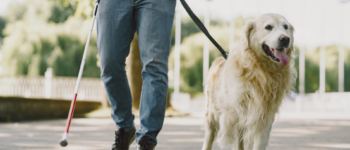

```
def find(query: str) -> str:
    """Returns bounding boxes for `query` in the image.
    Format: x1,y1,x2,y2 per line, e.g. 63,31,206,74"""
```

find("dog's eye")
284,25,288,29
265,25,272,30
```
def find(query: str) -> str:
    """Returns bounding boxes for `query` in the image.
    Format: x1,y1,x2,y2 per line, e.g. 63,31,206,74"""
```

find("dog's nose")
279,35,290,47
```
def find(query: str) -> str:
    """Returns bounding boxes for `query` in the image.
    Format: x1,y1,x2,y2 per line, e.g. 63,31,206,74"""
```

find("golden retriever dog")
202,13,297,150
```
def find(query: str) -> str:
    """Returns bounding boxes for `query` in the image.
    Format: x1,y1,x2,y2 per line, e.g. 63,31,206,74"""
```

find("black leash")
179,0,228,59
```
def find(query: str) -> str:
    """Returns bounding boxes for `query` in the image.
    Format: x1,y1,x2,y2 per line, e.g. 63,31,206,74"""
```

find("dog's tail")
205,57,225,87
204,56,225,126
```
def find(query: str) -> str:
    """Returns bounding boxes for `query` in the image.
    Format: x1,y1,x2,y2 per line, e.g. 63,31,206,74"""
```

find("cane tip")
60,139,68,147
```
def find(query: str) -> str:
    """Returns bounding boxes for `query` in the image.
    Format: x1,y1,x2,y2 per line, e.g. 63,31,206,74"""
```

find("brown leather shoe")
111,127,136,150
137,136,155,150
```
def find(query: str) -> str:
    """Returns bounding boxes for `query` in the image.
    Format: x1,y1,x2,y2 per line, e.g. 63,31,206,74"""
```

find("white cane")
60,0,100,147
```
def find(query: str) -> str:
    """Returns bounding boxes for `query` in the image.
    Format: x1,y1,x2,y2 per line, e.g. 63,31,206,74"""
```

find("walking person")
96,0,176,149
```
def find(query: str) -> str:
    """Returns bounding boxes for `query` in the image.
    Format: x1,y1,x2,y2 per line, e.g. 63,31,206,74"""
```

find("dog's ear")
241,19,255,49
289,23,295,33
288,23,295,53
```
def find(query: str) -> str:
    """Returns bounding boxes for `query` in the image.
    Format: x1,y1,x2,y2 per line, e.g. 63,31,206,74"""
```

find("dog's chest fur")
210,49,295,126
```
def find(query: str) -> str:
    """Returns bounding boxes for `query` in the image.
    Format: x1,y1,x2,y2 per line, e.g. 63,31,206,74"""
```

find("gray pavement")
1,114,350,150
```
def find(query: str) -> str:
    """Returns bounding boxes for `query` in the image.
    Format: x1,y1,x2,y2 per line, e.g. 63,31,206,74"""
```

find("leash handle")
95,0,100,16
179,0,228,59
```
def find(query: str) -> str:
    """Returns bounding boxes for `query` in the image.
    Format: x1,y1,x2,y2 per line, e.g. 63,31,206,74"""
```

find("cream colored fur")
202,14,297,150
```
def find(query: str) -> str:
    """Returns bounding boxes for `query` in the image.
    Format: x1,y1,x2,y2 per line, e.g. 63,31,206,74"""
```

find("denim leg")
133,0,176,145
97,0,136,132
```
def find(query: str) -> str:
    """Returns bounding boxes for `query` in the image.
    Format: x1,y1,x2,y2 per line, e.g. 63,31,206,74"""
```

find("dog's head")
241,13,294,66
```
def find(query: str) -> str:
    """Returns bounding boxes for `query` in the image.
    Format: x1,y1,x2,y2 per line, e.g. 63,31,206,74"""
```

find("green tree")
169,16,253,95
48,1,76,23
3,2,27,23
0,16,7,39
344,47,350,91
293,47,320,93
54,0,96,19
1,0,99,77
170,16,229,48
169,25,228,95
281,45,350,93
170,18,200,47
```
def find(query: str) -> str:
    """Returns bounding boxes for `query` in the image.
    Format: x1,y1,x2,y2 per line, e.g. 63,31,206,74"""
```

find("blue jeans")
96,0,176,145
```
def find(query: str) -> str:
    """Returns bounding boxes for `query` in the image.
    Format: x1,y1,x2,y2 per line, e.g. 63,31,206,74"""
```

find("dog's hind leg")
202,123,216,150
232,129,244,150
202,88,216,150
252,123,272,150
238,138,244,150
237,133,244,150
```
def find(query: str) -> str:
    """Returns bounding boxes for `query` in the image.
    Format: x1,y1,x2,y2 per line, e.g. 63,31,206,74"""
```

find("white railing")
0,75,104,102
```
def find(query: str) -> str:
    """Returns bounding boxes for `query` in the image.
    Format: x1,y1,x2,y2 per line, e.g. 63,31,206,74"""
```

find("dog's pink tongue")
274,50,289,66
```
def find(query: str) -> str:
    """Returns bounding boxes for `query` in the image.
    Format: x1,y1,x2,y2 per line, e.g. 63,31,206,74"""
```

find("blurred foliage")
51,0,95,19
170,16,236,47
0,0,99,77
4,2,27,23
344,47,350,91
48,1,76,23
73,0,96,19
171,18,200,47
0,16,7,39
169,16,252,95
294,45,350,93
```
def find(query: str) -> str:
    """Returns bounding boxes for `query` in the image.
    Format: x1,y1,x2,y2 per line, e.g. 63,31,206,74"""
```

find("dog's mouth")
262,44,289,66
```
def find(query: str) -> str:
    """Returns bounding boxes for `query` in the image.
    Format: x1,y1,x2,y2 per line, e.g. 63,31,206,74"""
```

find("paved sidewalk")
1,114,350,150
